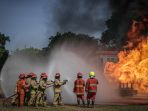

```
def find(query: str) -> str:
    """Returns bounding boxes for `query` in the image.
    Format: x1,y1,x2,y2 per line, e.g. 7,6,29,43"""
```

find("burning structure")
104,16,148,96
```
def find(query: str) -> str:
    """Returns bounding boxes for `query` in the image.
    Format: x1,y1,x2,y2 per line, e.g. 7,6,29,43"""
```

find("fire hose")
2,80,68,106
3,93,18,106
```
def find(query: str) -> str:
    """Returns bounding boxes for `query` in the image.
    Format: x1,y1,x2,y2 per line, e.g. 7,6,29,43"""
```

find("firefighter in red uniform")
73,72,85,107
85,71,98,108
17,73,26,107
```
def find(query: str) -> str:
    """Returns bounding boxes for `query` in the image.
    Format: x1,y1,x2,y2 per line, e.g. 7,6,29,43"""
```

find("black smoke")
49,0,111,35
101,0,148,49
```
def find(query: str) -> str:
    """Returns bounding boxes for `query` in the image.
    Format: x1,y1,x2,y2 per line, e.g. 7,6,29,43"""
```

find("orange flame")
104,17,148,93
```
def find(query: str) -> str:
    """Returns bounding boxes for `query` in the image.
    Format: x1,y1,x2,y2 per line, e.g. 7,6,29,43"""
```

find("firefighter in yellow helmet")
35,73,53,107
53,73,68,106
86,71,98,108
28,73,38,106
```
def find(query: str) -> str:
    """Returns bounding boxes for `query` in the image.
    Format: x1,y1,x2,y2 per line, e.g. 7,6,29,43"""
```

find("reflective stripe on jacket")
85,78,98,93
17,79,25,95
73,79,85,95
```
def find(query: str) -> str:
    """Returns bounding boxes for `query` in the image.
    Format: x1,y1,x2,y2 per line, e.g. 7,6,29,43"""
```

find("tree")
0,33,10,71
0,32,10,48
41,32,99,65
46,31,98,53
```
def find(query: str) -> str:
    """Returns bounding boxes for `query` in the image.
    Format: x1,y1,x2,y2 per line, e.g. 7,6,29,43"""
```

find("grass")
1,101,148,111
0,90,148,111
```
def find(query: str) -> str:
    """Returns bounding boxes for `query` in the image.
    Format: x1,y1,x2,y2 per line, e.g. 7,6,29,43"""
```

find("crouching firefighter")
73,72,85,107
53,73,68,106
35,73,53,107
86,71,99,108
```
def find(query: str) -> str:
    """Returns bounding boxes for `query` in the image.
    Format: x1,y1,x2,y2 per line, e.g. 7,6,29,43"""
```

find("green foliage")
100,11,131,50
13,47,45,60
12,47,49,63
0,32,10,48
0,32,10,71
14,47,42,56
47,32,98,52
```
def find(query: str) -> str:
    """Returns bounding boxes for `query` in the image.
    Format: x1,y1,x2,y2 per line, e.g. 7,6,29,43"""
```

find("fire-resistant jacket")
17,79,25,95
30,79,38,92
73,79,85,95
25,77,31,92
85,78,98,93
53,79,64,93
38,79,53,92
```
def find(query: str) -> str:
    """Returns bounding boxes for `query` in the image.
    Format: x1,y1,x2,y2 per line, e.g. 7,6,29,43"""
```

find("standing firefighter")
53,73,68,106
85,71,98,108
16,73,26,107
24,73,32,105
11,73,25,106
73,72,85,107
28,73,38,106
35,73,53,107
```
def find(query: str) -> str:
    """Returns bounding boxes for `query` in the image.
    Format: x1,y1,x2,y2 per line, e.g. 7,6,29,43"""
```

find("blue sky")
0,0,110,51
0,0,52,51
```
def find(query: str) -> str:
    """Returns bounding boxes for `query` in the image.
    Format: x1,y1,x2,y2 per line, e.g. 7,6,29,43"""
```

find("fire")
104,17,148,93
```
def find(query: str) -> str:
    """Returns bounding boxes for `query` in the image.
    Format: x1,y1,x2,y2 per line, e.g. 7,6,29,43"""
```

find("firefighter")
53,73,68,106
16,73,26,107
73,72,85,107
85,71,98,108
24,73,32,105
35,73,53,107
11,91,18,105
11,75,21,105
28,73,38,106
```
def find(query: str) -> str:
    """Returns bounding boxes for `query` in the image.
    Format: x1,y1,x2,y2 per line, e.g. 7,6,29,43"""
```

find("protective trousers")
28,91,36,106
11,94,18,105
25,91,30,105
53,92,62,105
18,93,25,107
36,91,47,106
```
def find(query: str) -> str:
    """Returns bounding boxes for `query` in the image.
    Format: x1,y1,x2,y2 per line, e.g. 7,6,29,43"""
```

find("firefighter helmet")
77,72,83,78
89,71,95,77
55,73,60,77
41,72,48,78
26,73,31,77
31,73,37,78
19,73,25,79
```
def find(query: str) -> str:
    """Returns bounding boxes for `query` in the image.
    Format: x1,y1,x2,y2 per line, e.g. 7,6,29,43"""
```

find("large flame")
104,17,148,93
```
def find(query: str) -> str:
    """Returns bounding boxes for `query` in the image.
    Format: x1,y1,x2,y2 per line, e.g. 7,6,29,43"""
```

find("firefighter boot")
92,101,95,108
82,100,85,107
87,100,90,108
77,99,80,106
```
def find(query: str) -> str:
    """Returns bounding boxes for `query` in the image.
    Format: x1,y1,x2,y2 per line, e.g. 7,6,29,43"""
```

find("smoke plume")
48,0,111,35
101,0,148,48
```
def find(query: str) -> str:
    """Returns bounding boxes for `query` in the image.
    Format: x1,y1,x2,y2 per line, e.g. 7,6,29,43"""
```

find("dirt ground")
1,97,148,111
1,86,148,111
